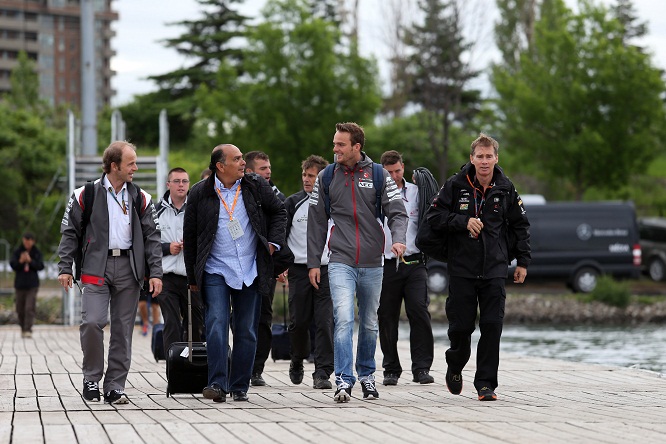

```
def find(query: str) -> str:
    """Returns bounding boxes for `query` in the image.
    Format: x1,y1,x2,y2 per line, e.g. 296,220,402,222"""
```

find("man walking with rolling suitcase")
184,144,286,402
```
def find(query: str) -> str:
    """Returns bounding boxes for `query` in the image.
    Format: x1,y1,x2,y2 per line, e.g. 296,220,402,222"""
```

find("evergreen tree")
494,0,540,72
402,0,481,182
121,0,250,147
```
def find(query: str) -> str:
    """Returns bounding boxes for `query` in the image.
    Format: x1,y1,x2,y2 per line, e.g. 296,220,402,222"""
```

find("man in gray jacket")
308,122,408,403
57,141,163,405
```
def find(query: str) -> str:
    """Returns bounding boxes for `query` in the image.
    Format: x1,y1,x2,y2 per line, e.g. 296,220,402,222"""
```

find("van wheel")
648,258,666,282
572,267,599,293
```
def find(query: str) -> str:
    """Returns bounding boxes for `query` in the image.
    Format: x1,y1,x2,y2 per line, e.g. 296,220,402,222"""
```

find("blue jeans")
202,272,260,393
328,263,383,386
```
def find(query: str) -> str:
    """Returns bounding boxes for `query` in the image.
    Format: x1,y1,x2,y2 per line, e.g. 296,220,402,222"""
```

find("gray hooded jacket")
307,153,408,268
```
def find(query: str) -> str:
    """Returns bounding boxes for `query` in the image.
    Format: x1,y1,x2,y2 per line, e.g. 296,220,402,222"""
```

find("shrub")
589,275,631,308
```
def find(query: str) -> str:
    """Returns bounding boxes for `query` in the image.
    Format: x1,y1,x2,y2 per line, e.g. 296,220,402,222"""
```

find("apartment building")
0,0,117,108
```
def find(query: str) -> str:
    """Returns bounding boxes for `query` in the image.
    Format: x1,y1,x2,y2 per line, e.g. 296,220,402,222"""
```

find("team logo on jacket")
460,203,469,210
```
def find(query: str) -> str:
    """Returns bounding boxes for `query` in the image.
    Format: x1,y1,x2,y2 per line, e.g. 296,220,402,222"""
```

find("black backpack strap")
82,181,94,232
372,162,384,220
322,163,335,219
127,182,145,217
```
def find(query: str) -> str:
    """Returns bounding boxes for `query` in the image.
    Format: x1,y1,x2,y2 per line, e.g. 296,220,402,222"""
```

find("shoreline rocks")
429,294,666,325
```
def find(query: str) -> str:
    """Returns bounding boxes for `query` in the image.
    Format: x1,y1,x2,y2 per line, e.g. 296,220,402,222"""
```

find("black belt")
403,253,424,263
386,253,424,265
108,249,130,257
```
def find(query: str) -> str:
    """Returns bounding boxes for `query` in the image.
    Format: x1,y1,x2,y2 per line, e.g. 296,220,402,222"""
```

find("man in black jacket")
427,133,530,402
284,155,334,389
243,150,286,387
10,232,44,338
184,144,287,403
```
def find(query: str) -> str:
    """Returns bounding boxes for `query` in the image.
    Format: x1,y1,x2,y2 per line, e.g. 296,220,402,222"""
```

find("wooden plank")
161,422,209,443
72,424,111,444
134,423,174,443
12,411,44,443
103,424,144,443
44,424,77,444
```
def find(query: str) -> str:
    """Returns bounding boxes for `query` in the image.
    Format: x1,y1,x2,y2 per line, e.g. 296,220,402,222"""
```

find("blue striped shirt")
204,176,258,290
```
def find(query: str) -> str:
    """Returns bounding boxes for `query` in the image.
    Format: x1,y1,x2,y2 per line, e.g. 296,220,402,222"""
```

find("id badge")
228,218,244,240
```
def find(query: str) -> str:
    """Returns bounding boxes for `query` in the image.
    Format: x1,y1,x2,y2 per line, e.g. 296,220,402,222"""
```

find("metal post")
111,110,126,142
158,109,169,198
80,0,97,155
68,111,76,194
0,239,9,285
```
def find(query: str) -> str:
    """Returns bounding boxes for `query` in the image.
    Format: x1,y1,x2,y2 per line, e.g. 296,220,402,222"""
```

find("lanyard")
216,184,241,221
466,176,487,218
108,187,127,215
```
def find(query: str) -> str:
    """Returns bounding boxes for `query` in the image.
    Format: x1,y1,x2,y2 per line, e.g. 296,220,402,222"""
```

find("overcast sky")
110,0,666,106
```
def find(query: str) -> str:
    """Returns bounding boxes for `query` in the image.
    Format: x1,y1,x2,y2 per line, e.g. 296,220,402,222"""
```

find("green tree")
120,0,249,147
0,54,66,250
8,51,40,109
196,0,382,194
494,0,540,72
401,0,481,183
492,0,666,200
611,0,648,45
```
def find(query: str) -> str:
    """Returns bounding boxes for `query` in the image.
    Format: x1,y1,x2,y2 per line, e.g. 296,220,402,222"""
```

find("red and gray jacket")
57,175,163,287
307,153,408,268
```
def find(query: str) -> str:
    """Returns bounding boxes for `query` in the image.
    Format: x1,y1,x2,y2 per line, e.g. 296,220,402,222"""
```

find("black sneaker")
250,373,266,386
82,379,100,402
477,386,497,401
202,383,226,403
445,369,463,395
289,359,304,385
313,376,332,389
333,377,352,403
383,373,399,386
104,389,129,405
359,375,379,400
412,370,435,384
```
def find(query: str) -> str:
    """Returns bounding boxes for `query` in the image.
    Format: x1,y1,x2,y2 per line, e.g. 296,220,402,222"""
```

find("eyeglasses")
169,179,190,184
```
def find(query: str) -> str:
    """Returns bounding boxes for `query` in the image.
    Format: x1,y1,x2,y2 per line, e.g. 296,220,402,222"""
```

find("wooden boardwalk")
1,324,665,444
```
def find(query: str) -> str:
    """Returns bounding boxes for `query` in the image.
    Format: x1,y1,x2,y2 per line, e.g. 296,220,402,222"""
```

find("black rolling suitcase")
271,283,291,361
166,289,208,397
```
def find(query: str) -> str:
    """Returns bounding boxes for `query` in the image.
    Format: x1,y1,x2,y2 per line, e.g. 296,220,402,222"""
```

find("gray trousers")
80,255,140,393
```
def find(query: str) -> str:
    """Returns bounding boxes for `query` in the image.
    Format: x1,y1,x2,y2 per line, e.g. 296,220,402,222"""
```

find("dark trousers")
378,260,433,377
202,273,260,393
157,273,204,352
445,276,506,391
15,287,38,333
287,264,334,379
252,278,276,375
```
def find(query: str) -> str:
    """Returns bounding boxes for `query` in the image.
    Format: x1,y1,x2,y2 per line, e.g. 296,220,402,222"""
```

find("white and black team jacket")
157,191,187,276
285,190,330,266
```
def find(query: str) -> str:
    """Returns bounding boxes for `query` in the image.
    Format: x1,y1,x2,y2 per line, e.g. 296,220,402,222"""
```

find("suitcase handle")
188,288,193,363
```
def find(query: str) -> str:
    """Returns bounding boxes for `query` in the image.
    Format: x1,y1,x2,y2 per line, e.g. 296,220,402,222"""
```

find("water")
427,323,666,375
